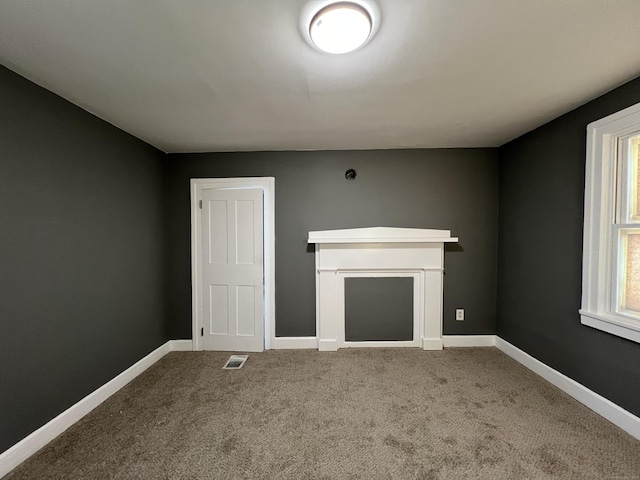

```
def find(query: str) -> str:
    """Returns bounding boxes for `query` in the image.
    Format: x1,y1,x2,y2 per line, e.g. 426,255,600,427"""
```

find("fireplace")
308,227,458,351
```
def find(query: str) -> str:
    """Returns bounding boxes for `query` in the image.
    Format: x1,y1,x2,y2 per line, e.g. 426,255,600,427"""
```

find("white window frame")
580,102,640,343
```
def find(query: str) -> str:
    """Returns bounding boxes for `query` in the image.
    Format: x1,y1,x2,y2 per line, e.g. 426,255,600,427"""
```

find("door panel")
208,200,228,264
237,285,256,336
236,200,256,264
200,188,264,352
209,285,228,334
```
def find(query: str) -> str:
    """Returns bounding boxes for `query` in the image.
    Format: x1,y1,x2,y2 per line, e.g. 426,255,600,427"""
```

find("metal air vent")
223,355,248,370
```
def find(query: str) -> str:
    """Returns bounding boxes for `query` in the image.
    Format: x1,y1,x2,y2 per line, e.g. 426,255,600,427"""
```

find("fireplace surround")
308,227,458,351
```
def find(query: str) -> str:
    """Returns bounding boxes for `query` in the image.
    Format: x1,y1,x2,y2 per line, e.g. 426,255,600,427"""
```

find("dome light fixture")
309,2,373,54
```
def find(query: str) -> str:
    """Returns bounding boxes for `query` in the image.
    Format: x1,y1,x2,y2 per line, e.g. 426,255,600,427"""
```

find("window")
581,102,640,343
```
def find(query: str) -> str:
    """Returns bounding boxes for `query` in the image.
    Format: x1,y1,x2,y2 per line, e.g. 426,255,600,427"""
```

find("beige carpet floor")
5,348,640,479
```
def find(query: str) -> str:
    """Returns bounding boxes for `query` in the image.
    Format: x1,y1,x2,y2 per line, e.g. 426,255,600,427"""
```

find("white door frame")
191,177,275,351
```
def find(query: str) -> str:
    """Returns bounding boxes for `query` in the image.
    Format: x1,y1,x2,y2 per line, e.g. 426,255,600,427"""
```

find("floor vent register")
223,355,248,370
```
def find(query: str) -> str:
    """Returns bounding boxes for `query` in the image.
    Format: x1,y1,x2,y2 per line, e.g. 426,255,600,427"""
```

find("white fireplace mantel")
308,227,457,244
308,227,458,351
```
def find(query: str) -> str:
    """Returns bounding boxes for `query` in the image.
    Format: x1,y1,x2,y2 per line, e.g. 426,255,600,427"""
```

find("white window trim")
580,102,640,344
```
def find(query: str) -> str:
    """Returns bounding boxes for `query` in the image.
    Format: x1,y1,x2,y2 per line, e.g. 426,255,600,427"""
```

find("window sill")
579,310,640,344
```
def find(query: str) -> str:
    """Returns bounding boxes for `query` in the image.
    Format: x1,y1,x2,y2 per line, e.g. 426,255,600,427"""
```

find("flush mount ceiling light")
306,1,378,54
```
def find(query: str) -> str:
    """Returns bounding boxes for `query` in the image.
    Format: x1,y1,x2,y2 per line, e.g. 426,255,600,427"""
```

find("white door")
199,188,264,352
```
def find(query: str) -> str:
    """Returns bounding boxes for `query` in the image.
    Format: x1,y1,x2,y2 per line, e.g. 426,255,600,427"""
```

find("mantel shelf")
308,227,458,244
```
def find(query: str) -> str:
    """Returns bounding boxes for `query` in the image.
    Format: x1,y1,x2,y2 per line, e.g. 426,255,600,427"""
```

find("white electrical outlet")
455,308,464,321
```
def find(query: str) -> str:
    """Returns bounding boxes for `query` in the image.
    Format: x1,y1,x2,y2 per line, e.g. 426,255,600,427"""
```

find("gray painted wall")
0,66,169,452
497,76,640,417
166,149,499,339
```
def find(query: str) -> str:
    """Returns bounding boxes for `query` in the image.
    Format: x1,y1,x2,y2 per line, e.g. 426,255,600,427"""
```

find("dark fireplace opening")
345,277,414,342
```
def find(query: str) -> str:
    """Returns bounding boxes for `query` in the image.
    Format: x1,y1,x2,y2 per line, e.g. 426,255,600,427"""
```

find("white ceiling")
2,1,640,153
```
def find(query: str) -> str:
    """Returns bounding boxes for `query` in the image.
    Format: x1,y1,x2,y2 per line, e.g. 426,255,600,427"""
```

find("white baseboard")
273,337,318,349
169,339,194,351
495,337,640,441
0,340,184,478
318,339,338,351
274,336,498,350
421,337,444,350
277,336,498,350
443,335,496,347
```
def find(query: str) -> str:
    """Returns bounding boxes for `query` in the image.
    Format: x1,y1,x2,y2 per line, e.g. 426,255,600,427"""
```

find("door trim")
191,177,275,351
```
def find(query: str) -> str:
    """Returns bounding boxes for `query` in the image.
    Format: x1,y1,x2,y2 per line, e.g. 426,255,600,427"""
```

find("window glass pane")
622,232,640,313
